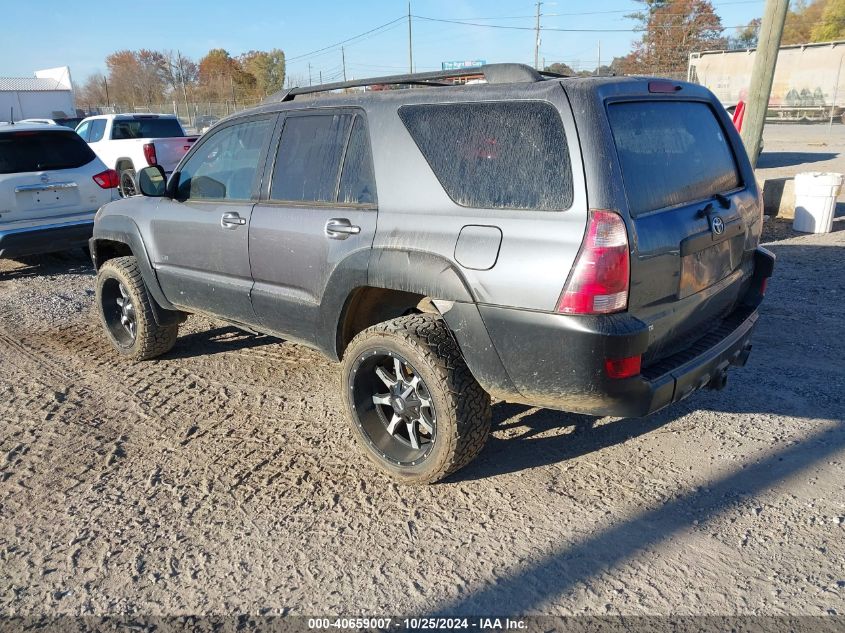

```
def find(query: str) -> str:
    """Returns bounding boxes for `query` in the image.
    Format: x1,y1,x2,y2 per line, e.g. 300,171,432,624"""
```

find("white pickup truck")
75,114,197,197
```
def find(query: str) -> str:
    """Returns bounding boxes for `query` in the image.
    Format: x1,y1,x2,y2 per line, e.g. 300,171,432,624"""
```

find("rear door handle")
221,212,246,229
325,218,361,240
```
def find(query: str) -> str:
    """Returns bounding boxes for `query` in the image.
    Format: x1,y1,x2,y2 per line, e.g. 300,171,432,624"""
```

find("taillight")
556,210,630,315
604,355,641,379
92,169,119,189
143,143,157,166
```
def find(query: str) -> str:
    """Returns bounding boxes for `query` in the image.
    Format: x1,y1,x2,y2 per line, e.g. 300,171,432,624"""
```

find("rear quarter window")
607,100,741,216
0,130,96,174
399,101,573,211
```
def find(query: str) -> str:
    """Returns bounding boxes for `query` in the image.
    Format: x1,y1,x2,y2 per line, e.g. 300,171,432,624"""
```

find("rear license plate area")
21,188,70,208
679,236,741,299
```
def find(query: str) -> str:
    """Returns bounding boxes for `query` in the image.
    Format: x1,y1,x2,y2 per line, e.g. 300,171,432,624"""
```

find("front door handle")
325,218,361,240
221,212,247,229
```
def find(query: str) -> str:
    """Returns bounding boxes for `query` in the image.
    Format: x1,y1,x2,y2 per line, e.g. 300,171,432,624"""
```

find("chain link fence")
80,99,265,131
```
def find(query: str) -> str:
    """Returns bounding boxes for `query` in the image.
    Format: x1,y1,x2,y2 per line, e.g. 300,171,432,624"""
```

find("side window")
338,117,377,205
76,121,91,142
176,117,273,201
88,119,106,143
399,101,574,211
270,113,351,203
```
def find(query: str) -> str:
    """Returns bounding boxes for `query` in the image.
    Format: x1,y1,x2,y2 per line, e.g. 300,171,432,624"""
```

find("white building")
0,66,76,122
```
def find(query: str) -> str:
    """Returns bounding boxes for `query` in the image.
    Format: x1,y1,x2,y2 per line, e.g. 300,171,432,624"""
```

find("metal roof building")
0,67,76,122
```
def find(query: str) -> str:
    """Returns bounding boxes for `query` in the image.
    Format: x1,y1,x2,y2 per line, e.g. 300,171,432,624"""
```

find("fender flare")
317,248,475,361
90,215,183,326
367,248,475,303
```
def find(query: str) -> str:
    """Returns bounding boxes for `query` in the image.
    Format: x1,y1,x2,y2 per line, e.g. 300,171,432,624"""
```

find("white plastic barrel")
793,172,843,234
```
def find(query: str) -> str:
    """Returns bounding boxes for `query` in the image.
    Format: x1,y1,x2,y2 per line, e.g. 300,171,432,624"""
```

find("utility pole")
308,63,312,86
408,2,414,73
103,76,110,107
740,0,789,167
534,1,542,70
177,50,190,125
342,46,347,82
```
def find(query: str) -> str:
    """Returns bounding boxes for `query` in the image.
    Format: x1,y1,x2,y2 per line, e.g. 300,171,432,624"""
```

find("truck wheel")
119,169,138,198
341,313,492,484
96,256,178,361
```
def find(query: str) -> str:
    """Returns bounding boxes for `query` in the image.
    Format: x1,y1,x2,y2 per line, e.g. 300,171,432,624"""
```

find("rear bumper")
480,304,757,417
0,219,94,258
446,247,775,418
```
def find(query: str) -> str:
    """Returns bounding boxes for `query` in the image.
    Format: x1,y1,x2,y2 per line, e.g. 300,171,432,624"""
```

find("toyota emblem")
40,173,50,183
711,215,725,235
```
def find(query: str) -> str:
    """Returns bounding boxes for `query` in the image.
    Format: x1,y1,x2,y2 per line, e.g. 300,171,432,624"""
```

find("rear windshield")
0,130,96,174
607,101,741,216
111,118,184,139
399,101,573,211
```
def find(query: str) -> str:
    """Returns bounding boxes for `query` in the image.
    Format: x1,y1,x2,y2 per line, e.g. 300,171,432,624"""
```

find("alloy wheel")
349,350,437,466
101,277,137,347
119,172,137,198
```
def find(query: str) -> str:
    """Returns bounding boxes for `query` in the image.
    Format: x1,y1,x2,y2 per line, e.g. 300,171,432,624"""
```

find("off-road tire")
341,313,492,484
96,256,178,361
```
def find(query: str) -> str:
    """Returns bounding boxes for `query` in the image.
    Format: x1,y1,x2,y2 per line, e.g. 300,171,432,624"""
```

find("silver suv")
89,64,774,484
0,123,117,258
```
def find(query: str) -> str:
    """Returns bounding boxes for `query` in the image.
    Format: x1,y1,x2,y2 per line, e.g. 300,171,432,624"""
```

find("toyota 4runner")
89,64,774,484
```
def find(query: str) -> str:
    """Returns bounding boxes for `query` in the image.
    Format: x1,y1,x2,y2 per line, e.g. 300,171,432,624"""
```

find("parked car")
19,117,85,129
88,64,774,484
0,123,118,259
75,114,197,197
194,115,220,135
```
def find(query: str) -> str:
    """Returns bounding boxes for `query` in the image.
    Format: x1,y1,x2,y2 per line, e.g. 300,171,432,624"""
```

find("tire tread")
97,256,178,361
342,313,491,484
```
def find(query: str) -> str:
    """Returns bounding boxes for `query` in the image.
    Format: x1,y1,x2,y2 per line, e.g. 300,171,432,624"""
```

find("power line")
286,15,405,62
421,0,765,22
413,14,768,33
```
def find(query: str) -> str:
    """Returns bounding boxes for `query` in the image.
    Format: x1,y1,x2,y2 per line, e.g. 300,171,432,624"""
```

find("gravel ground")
1,219,844,619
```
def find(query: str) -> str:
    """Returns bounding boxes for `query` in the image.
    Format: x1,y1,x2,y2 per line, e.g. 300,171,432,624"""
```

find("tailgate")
151,137,197,172
606,98,763,365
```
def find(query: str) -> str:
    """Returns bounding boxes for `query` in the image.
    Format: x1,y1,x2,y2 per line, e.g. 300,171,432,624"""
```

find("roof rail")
265,63,549,103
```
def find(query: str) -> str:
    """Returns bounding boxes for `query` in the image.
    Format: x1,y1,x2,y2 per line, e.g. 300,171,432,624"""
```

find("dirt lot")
2,217,845,617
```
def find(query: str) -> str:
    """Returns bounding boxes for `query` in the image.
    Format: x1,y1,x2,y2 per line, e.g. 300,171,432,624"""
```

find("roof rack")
266,63,559,103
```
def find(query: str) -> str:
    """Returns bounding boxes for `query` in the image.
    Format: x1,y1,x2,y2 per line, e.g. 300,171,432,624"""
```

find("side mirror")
138,165,168,197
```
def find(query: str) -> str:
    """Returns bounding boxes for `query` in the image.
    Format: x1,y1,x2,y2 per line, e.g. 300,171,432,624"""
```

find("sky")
0,0,765,86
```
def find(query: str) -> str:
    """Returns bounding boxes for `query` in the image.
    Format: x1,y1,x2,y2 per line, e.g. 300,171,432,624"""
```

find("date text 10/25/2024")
307,618,527,630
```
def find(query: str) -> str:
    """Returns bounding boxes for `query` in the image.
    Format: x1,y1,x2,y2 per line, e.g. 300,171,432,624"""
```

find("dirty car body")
88,64,774,483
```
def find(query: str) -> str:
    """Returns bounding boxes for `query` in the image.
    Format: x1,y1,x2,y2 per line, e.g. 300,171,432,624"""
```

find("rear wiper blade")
714,192,731,209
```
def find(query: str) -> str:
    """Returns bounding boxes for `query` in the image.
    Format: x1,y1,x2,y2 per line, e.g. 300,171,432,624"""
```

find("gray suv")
89,64,774,484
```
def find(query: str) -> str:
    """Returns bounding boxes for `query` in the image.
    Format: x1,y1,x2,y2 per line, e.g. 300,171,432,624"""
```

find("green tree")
812,0,845,40
240,49,286,96
198,48,255,102
544,62,575,76
782,0,828,44
729,18,761,49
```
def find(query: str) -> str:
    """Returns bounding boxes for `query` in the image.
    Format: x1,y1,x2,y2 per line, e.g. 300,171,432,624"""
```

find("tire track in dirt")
2,307,346,524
